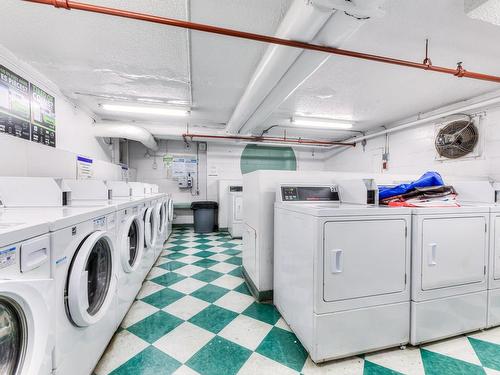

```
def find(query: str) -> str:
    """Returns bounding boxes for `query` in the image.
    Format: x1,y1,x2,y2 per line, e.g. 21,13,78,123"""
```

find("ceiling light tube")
292,116,353,129
101,104,189,117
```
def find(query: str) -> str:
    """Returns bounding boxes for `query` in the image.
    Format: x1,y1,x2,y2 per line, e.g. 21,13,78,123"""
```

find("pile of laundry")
379,172,459,207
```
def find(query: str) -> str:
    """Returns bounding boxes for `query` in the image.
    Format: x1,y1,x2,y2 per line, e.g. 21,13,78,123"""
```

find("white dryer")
410,205,489,344
242,170,386,301
274,184,411,362
0,211,54,375
228,185,243,239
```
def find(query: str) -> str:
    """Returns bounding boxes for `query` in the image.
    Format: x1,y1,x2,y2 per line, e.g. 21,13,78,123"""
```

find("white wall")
129,140,325,223
324,106,500,181
0,45,118,179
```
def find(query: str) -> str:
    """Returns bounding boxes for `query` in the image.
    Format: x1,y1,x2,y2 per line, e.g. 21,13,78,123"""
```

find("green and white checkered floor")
95,227,500,375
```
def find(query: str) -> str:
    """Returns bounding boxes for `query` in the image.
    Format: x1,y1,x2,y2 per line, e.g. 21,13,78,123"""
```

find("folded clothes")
379,171,444,200
382,186,459,207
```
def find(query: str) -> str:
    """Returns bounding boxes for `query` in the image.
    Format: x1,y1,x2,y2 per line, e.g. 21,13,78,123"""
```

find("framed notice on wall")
0,65,31,141
0,64,56,147
30,84,56,147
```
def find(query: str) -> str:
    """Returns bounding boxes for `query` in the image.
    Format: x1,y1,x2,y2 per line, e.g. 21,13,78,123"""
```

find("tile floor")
95,227,500,375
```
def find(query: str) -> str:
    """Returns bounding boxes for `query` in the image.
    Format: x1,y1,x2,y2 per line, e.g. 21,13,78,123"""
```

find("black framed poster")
0,65,31,141
30,83,56,147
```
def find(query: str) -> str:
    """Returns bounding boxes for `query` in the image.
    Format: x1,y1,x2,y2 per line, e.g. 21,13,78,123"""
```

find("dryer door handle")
329,249,343,274
428,243,438,266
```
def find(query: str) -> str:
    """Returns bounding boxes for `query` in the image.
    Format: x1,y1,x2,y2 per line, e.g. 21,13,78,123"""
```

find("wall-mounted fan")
435,116,479,159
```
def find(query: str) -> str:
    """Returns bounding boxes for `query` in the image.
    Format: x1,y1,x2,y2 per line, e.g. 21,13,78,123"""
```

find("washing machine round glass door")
144,207,157,248
122,216,144,272
67,231,115,327
0,297,25,375
157,203,166,234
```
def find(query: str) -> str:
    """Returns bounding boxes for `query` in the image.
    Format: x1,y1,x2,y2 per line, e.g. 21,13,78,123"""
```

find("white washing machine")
64,179,148,324
141,198,158,277
128,182,165,260
228,185,243,239
167,194,174,240
410,205,489,345
274,183,411,362
50,206,118,375
0,177,120,375
106,180,156,284
0,211,54,375
153,195,168,258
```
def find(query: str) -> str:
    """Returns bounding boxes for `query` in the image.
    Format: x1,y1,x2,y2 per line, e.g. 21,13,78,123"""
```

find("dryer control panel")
279,185,340,202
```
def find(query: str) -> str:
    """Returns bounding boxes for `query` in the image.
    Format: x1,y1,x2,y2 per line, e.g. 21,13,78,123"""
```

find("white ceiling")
1,0,500,138
277,0,500,133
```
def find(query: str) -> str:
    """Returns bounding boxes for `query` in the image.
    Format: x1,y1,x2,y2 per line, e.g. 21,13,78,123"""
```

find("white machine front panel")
233,195,243,222
421,217,486,291
494,216,500,280
243,224,257,282
323,219,407,302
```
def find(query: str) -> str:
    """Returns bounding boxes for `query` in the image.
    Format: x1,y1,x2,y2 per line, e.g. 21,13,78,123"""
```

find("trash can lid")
191,201,218,209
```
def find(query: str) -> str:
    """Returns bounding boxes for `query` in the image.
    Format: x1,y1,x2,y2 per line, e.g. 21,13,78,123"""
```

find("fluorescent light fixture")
292,115,353,129
101,103,189,117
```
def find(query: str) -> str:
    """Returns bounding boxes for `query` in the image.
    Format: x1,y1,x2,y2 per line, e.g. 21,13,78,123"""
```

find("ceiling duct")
223,0,337,134
237,1,386,135
94,123,159,151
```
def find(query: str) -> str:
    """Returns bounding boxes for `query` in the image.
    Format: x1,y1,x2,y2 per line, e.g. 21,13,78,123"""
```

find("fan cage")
435,119,479,159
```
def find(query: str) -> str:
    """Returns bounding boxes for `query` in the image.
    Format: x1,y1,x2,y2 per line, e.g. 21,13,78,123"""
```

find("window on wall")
240,144,297,174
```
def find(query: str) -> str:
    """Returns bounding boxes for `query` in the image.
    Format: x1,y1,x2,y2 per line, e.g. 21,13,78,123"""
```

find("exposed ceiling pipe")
182,133,355,147
94,122,159,151
238,2,384,135
23,0,500,84
224,0,337,135
320,94,500,159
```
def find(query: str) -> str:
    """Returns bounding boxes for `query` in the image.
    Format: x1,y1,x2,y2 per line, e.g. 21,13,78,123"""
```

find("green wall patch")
240,144,297,174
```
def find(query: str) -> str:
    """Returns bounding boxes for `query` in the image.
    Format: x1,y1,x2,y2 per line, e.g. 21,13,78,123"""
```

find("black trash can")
191,201,218,233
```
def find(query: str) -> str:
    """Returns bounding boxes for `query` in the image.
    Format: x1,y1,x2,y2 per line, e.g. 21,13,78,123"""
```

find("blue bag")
379,171,444,200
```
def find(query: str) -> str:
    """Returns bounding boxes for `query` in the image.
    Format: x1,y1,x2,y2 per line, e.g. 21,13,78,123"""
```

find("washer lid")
0,298,24,375
67,231,115,327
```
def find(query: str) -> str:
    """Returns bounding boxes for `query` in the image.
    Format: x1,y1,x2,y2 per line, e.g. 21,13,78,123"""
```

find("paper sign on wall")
77,155,93,179
120,164,129,181
172,157,197,179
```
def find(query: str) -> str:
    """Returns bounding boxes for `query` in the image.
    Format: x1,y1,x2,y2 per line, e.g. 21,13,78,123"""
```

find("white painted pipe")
238,0,386,135
320,94,500,160
225,0,335,134
349,95,500,144
94,123,159,151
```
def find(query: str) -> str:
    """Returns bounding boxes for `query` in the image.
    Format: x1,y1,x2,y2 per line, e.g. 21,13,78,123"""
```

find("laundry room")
1,1,500,374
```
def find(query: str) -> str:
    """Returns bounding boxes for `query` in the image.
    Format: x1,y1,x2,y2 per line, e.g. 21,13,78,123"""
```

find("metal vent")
435,119,478,159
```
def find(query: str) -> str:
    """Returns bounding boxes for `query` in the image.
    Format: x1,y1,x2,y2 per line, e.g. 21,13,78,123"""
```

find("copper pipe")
23,0,500,84
182,133,356,147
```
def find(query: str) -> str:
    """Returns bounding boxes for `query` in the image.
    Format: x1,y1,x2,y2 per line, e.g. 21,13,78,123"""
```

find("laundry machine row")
0,177,172,375
273,180,499,364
